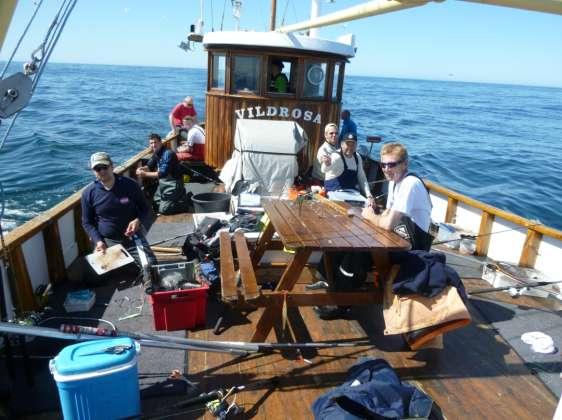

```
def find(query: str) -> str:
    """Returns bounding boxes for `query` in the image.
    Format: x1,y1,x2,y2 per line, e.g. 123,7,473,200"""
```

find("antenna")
178,0,205,52
232,0,242,31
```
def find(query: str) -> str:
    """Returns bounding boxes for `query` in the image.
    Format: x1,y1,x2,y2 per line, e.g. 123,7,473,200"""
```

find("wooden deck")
184,266,559,419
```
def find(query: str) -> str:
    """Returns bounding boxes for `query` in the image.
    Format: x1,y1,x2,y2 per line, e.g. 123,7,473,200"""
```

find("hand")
136,167,145,178
95,241,107,254
362,206,375,219
125,218,140,238
321,154,332,166
367,196,375,208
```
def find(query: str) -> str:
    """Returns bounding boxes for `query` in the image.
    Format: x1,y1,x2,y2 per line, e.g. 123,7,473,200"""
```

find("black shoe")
313,305,351,320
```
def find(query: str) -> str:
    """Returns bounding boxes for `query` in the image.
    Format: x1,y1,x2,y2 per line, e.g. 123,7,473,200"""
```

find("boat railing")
0,135,180,312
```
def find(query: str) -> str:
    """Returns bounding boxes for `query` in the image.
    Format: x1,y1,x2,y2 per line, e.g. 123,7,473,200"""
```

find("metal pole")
270,0,277,31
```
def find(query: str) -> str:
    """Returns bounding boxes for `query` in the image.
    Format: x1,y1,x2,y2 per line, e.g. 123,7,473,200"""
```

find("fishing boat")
0,0,561,418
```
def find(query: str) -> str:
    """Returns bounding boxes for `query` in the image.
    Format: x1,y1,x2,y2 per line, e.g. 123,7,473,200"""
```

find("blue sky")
2,0,562,87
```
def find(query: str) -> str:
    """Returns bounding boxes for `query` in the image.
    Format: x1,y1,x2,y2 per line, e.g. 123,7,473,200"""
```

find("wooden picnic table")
249,197,410,342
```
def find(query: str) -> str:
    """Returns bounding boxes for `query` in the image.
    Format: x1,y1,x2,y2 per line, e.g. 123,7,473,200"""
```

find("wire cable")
0,0,45,80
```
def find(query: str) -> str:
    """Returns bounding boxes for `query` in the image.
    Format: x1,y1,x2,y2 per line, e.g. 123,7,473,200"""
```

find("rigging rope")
281,0,291,26
220,0,227,31
0,0,78,305
0,0,45,80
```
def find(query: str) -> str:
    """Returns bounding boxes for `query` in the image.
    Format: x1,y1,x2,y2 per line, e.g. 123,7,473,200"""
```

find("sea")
1,62,561,232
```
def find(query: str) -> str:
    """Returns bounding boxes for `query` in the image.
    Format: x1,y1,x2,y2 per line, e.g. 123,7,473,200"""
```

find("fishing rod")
468,279,562,297
60,324,366,353
0,322,246,355
143,376,279,419
431,222,543,246
149,232,190,247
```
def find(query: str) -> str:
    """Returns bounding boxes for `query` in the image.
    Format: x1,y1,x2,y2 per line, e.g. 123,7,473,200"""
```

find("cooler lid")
54,337,136,375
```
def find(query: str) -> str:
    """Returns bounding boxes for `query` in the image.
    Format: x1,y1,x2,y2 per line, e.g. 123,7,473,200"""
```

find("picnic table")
247,197,410,342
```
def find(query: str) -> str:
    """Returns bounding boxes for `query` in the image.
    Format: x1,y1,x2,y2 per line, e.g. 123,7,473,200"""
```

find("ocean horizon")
0,61,561,232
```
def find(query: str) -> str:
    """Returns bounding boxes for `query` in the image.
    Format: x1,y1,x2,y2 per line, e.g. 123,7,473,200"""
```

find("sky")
2,0,562,87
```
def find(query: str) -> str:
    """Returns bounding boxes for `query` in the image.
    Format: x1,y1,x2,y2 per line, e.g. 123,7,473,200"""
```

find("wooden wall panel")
205,94,340,172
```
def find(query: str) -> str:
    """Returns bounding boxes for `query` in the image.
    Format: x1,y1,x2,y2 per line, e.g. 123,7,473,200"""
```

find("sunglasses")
380,160,404,169
93,165,109,172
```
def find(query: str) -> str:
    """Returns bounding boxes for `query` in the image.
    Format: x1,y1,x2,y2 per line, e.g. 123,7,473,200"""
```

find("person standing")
311,123,339,182
269,60,288,93
361,142,433,251
338,110,357,144
169,96,197,131
81,152,155,285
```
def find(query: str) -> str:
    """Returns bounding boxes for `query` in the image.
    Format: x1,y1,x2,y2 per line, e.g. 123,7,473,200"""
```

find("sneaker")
305,280,329,290
313,305,352,320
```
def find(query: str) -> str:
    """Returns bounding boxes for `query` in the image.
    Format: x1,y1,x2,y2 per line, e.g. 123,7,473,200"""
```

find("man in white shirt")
361,142,432,251
311,123,339,182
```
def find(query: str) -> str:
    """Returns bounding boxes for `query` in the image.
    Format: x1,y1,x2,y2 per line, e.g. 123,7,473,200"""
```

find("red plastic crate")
148,286,208,331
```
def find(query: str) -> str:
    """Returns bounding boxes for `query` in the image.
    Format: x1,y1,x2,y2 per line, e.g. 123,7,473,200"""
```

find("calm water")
1,63,561,231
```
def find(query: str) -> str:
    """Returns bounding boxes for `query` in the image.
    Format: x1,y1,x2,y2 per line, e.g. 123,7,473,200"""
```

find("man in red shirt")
169,96,197,130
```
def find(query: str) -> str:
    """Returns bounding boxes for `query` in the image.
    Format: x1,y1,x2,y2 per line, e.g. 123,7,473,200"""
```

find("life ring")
306,65,324,86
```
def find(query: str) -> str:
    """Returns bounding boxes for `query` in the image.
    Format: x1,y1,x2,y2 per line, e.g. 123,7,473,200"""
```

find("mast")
0,0,18,52
309,0,321,37
270,0,277,31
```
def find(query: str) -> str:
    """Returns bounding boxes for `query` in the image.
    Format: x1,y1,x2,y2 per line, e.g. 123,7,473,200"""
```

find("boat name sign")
235,105,321,124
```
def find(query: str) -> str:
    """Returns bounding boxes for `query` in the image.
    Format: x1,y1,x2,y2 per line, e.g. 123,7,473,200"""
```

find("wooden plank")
519,229,542,268
219,232,238,302
10,245,38,311
248,290,383,307
43,220,67,285
249,302,282,342
275,248,312,291
73,205,91,255
476,211,495,256
234,231,259,300
445,196,458,224
251,220,275,268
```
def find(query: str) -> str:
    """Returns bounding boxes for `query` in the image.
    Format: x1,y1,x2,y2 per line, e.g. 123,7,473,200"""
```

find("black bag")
393,214,434,252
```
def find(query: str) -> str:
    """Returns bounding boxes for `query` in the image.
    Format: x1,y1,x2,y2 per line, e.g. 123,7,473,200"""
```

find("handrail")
424,179,562,241
0,136,178,251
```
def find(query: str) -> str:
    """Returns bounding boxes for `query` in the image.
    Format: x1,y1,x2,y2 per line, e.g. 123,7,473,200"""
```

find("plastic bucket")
192,192,231,213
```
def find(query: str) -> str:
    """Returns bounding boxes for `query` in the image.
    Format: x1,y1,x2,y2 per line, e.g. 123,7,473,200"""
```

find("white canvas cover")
220,120,308,195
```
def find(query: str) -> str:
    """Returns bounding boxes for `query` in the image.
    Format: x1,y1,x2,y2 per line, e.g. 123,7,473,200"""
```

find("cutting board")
86,244,135,275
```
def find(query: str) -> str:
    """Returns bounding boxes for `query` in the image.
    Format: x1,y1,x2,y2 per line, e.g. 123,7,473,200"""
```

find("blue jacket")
147,147,182,179
389,250,467,300
81,174,149,243
338,118,357,143
312,357,433,419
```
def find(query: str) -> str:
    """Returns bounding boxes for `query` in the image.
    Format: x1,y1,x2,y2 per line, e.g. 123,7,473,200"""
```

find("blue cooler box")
50,337,141,420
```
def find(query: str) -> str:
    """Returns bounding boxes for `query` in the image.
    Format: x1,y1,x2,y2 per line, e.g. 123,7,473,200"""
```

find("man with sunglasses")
81,152,151,256
361,142,432,251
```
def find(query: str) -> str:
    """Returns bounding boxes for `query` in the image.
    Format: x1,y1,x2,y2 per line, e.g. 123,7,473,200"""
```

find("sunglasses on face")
381,160,404,169
93,165,109,172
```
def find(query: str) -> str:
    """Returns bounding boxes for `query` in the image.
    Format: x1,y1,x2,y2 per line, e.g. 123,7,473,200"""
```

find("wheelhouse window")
232,55,260,94
331,62,342,100
211,53,226,89
268,57,295,94
303,61,327,99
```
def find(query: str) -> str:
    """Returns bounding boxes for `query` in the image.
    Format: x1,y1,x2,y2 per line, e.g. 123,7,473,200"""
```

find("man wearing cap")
338,110,357,144
269,60,288,93
81,152,151,255
322,133,374,204
169,96,197,131
311,123,339,183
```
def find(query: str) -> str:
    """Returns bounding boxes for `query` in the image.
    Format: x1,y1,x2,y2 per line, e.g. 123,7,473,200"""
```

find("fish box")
481,262,559,299
149,285,209,331
49,337,140,420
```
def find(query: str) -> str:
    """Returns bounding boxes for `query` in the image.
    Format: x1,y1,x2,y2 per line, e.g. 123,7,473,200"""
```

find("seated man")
361,142,433,251
322,133,374,205
311,123,339,183
315,142,432,319
81,152,154,283
136,133,188,214
169,96,197,131
177,115,205,162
